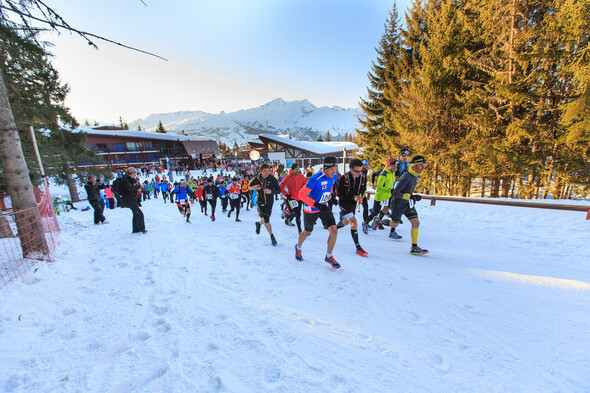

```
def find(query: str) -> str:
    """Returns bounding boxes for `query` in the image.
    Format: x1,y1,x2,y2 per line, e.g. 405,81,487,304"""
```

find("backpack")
112,177,122,195
371,168,384,185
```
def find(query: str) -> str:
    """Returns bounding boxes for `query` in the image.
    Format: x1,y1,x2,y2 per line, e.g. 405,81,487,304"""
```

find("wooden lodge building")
257,133,358,168
74,126,221,169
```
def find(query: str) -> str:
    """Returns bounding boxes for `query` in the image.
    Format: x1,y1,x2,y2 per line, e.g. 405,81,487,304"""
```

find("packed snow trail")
1,176,589,392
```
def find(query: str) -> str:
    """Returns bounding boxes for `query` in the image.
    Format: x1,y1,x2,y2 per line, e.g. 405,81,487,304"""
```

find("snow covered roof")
259,133,358,155
71,126,215,142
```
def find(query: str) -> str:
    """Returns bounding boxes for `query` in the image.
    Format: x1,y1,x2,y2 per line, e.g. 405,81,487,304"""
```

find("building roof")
72,126,215,142
259,134,358,155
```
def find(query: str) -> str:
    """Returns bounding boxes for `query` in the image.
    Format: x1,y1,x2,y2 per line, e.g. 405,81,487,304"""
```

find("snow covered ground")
1,172,590,393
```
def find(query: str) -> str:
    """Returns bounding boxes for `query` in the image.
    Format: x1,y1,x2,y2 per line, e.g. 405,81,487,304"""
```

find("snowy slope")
128,98,361,145
1,173,589,393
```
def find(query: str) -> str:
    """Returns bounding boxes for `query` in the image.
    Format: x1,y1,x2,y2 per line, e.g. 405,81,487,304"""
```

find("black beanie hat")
410,155,427,164
323,156,338,169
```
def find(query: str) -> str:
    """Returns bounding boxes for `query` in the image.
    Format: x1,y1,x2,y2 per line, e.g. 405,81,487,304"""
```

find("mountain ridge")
128,98,361,145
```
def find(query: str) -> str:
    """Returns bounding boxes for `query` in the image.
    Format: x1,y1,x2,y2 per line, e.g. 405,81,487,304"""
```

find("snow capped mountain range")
128,98,361,145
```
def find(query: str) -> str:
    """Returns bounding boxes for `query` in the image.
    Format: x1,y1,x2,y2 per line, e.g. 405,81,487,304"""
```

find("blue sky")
41,0,411,124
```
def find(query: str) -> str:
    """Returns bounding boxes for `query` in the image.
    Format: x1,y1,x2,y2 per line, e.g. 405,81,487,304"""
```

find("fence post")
29,126,45,177
430,198,436,206
586,209,590,220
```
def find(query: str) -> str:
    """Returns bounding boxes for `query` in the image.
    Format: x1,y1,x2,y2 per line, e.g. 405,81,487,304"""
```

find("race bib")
229,193,239,199
409,199,415,209
206,194,213,200
318,192,332,204
178,199,187,205
380,199,389,207
289,200,299,208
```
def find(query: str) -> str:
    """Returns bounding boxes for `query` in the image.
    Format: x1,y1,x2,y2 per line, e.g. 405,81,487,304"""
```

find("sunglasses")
351,168,362,174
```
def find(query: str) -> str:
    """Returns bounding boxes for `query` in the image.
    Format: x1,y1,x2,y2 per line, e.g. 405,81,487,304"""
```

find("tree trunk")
0,71,48,257
481,177,486,197
66,172,80,202
0,214,15,238
500,176,511,198
490,177,500,198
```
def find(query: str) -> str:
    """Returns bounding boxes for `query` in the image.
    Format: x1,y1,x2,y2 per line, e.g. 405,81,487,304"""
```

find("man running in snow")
389,155,429,255
248,163,281,246
195,183,207,215
173,180,193,223
279,163,306,234
160,180,170,203
295,156,341,269
227,177,242,222
203,177,220,221
336,158,368,257
363,157,398,234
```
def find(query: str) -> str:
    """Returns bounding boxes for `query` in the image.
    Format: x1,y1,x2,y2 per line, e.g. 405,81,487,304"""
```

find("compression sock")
411,227,419,247
186,213,191,222
351,229,360,248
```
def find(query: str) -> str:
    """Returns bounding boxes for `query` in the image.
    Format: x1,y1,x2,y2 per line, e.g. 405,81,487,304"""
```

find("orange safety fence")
0,178,60,289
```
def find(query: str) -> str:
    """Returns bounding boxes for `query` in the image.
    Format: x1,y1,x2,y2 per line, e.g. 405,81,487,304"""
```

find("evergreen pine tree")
357,4,405,169
155,120,166,133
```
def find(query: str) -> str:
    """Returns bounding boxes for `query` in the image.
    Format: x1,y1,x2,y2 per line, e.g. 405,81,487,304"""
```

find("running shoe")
356,248,368,257
388,231,403,240
361,222,369,234
324,255,341,269
255,221,261,235
410,246,429,255
295,245,303,261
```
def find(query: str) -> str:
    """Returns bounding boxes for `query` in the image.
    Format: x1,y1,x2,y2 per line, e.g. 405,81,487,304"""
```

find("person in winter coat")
120,167,146,233
84,176,107,224
112,174,124,208
279,163,307,233
104,183,115,210
203,177,221,220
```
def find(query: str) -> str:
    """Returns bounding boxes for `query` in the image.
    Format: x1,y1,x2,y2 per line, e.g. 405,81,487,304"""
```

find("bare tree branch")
0,1,167,61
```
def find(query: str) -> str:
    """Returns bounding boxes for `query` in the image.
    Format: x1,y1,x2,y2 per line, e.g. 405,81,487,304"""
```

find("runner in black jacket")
248,163,281,246
203,177,221,221
337,159,368,257
389,155,428,255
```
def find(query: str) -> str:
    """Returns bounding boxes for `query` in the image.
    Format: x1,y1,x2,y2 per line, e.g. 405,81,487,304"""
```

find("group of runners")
103,150,428,270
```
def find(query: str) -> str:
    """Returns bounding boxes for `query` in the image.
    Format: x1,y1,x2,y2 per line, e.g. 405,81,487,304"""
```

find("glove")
314,202,329,211
285,194,292,200
411,195,422,202
402,193,411,200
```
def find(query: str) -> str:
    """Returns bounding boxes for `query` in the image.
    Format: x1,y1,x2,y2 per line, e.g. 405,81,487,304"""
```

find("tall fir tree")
356,4,404,169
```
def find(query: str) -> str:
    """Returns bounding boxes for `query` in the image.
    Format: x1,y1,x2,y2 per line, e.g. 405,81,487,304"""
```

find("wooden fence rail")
421,195,590,220
365,190,590,220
